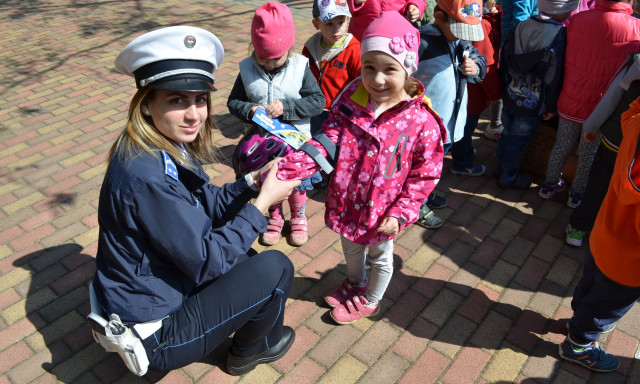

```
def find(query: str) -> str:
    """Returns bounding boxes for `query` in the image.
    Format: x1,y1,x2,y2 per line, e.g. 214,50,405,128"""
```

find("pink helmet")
233,128,291,177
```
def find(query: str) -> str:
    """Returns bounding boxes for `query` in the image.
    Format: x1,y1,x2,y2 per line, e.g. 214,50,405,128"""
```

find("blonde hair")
108,87,217,169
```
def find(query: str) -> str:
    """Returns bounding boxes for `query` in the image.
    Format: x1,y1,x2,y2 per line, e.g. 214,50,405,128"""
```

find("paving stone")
481,344,528,383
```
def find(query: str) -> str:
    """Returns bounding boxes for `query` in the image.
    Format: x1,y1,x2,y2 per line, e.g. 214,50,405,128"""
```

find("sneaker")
325,278,368,308
538,179,566,199
484,124,503,141
415,205,443,229
289,217,308,246
558,338,620,372
330,295,380,325
567,189,584,208
261,217,284,245
565,224,585,247
451,162,486,176
498,174,532,190
426,193,447,209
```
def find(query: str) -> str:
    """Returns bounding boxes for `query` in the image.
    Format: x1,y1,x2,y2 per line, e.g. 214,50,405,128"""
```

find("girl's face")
255,53,288,73
143,90,209,145
313,16,349,46
361,51,408,108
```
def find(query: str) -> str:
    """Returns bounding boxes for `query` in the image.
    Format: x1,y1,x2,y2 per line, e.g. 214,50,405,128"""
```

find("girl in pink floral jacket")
276,12,446,324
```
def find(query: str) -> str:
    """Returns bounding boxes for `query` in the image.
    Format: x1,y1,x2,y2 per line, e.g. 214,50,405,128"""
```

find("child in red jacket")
304,0,362,135
539,0,640,207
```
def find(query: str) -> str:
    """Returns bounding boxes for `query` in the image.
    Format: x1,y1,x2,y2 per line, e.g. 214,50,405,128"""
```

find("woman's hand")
377,217,399,236
251,158,282,188
252,163,300,214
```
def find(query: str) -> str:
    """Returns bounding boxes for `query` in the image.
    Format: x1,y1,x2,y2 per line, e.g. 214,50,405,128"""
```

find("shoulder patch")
162,151,179,181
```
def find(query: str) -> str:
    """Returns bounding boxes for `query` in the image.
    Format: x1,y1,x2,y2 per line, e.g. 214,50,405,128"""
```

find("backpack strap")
299,131,336,174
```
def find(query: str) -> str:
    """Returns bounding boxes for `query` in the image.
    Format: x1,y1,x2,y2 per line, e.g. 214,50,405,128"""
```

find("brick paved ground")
1,1,639,383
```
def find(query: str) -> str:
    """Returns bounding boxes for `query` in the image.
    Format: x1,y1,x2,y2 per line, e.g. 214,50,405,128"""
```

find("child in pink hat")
228,2,326,247
276,11,447,324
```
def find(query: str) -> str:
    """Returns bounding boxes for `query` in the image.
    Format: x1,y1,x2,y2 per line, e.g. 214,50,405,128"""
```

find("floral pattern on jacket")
277,78,446,245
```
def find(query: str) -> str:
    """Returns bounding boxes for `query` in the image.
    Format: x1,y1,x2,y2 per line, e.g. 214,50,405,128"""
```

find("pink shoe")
261,217,284,245
324,278,368,308
289,217,308,246
330,295,380,325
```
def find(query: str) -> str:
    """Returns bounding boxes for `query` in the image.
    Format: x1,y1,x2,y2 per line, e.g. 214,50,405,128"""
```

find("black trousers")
141,250,293,371
569,250,640,344
569,144,618,232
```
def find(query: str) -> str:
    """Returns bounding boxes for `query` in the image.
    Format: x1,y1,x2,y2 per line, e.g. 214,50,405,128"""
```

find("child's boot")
288,190,308,246
262,204,284,245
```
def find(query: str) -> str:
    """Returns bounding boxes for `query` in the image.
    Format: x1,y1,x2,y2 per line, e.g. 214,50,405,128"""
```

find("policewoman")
93,26,299,375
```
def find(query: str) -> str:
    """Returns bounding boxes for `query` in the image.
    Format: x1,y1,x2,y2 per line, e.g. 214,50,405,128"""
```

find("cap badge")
459,3,481,19
184,35,196,48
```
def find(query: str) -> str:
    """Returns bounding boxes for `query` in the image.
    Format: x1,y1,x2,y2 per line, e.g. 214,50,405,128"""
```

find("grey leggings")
341,237,394,305
544,118,601,194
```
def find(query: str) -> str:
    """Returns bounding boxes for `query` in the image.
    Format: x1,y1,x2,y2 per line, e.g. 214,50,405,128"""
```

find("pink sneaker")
261,217,284,245
289,217,308,246
324,278,367,308
330,295,380,325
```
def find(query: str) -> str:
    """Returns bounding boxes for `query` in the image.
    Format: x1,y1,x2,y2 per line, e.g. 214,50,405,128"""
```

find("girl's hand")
542,112,556,120
377,217,399,236
460,55,478,77
249,105,265,119
252,163,300,214
266,100,284,119
405,4,420,23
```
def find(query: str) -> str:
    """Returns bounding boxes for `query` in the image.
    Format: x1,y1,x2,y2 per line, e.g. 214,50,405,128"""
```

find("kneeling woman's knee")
255,250,293,289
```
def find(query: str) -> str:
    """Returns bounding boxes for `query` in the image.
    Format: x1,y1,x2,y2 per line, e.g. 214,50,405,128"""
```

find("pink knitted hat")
360,11,420,75
251,2,295,59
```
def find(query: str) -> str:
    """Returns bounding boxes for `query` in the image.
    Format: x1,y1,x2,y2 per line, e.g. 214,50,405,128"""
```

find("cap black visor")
150,77,216,92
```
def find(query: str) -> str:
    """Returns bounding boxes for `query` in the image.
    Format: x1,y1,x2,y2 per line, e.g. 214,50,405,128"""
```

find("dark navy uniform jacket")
94,149,267,324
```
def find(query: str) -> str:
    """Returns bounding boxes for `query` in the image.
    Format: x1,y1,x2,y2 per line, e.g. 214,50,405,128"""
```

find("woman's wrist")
244,171,262,191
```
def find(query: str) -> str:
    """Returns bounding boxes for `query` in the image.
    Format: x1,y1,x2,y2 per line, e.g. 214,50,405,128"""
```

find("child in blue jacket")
413,0,487,229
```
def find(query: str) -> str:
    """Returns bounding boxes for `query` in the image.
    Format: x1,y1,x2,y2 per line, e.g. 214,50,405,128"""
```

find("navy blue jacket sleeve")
201,177,259,227
133,176,267,284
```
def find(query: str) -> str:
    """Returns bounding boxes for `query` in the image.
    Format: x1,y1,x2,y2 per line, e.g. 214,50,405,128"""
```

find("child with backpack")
495,0,576,189
227,2,325,246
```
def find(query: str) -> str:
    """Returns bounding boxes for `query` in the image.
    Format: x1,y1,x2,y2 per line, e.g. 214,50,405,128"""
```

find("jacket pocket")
383,134,409,179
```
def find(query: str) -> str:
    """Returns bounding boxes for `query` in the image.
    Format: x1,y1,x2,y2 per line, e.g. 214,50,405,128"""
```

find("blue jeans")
451,114,480,170
569,250,640,344
496,108,542,180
